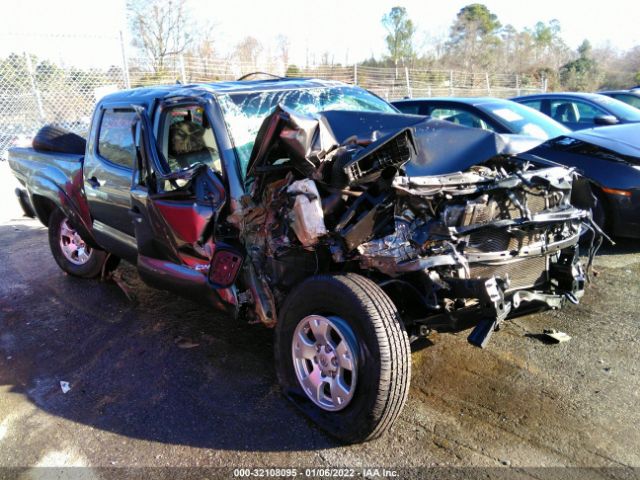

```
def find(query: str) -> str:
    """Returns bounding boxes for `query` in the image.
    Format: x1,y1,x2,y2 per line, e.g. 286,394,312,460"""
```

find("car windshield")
217,85,396,175
593,95,640,121
482,101,570,139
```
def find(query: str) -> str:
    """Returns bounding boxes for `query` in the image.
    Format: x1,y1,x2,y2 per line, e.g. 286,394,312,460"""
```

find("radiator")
469,255,548,291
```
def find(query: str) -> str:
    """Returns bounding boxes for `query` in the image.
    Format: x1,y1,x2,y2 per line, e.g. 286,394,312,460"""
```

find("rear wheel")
48,209,114,278
275,273,411,443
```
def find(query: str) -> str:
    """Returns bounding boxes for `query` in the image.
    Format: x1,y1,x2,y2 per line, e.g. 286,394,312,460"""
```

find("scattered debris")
174,336,200,349
60,381,71,393
104,270,137,302
542,329,572,343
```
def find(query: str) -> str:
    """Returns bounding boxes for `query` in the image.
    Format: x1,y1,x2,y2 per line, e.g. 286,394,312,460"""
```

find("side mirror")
594,114,619,126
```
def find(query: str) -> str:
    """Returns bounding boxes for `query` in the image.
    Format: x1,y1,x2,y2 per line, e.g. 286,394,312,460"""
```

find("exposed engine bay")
227,108,593,347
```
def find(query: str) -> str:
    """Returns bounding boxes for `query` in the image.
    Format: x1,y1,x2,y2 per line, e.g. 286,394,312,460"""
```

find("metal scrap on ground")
542,329,572,343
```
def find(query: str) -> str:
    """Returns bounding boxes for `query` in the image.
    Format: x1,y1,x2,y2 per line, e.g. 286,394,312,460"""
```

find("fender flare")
27,174,99,248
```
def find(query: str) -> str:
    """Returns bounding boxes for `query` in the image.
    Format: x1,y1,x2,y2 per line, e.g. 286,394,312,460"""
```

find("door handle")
128,206,144,223
87,176,102,188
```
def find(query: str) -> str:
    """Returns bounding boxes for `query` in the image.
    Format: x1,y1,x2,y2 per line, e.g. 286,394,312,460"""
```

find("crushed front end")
358,163,588,346
232,107,594,347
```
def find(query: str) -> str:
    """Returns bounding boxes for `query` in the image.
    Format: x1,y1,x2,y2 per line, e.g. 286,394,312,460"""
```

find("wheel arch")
27,175,99,248
378,278,429,325
30,193,58,227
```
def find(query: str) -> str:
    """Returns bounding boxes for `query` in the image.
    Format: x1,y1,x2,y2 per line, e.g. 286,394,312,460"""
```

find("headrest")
169,121,206,155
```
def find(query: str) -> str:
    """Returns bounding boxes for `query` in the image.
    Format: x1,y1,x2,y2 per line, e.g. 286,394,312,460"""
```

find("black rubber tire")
275,273,411,443
48,209,108,278
32,125,86,154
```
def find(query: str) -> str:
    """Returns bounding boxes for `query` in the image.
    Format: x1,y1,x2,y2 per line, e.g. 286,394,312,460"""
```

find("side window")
97,110,137,169
429,107,495,131
551,100,605,126
574,100,607,125
394,103,422,115
160,105,221,174
519,100,542,111
613,94,640,109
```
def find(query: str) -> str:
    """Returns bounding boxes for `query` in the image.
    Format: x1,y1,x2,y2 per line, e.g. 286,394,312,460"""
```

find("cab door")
84,106,139,261
127,101,243,310
129,104,226,262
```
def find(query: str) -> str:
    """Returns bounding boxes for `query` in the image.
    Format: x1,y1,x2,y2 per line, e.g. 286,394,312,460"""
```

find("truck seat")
168,120,217,171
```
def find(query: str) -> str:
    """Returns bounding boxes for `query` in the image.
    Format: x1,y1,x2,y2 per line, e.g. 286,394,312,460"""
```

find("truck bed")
8,147,84,188
7,147,93,241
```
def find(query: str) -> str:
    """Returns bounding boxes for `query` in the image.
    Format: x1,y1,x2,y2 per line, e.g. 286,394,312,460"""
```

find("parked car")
8,78,595,442
510,92,640,130
392,97,569,139
598,90,640,110
528,123,640,238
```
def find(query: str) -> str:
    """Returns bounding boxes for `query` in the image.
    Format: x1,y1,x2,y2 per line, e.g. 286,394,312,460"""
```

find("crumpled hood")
246,107,534,179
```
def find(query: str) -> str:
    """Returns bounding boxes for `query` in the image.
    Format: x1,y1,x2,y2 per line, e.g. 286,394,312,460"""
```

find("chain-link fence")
0,48,546,160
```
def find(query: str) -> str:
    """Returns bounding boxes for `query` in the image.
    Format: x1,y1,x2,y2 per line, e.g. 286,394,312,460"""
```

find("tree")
560,40,603,91
382,7,416,70
452,3,501,37
446,3,502,71
35,60,64,87
275,34,290,69
285,64,301,77
127,0,194,73
0,53,32,95
235,36,263,68
528,20,569,70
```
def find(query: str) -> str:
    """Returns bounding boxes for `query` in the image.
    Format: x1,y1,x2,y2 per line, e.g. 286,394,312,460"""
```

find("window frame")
611,93,640,109
393,101,424,115
154,100,224,178
549,99,607,126
425,103,500,132
95,107,138,171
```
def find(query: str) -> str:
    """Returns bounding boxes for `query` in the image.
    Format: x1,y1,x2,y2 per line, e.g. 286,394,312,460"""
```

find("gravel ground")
0,162,639,479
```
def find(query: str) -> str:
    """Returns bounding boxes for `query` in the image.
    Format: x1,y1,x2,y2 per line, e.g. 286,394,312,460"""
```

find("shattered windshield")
217,86,396,175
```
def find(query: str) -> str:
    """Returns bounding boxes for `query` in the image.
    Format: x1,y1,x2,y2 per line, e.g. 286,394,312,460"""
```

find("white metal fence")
0,50,546,160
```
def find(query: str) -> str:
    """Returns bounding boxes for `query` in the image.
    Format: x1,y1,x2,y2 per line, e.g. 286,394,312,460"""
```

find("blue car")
392,97,568,139
510,92,640,130
598,90,640,110
528,123,640,238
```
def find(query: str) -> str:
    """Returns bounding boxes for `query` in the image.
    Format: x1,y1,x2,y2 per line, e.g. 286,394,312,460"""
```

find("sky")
2,0,639,68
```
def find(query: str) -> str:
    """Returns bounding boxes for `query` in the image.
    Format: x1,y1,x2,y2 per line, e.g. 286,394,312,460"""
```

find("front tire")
48,209,112,278
275,273,411,443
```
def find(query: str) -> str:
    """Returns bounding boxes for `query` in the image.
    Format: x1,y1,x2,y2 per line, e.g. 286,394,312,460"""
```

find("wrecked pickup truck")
8,78,597,442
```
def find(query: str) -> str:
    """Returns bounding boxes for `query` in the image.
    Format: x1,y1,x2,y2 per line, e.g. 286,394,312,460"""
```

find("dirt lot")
0,162,639,478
